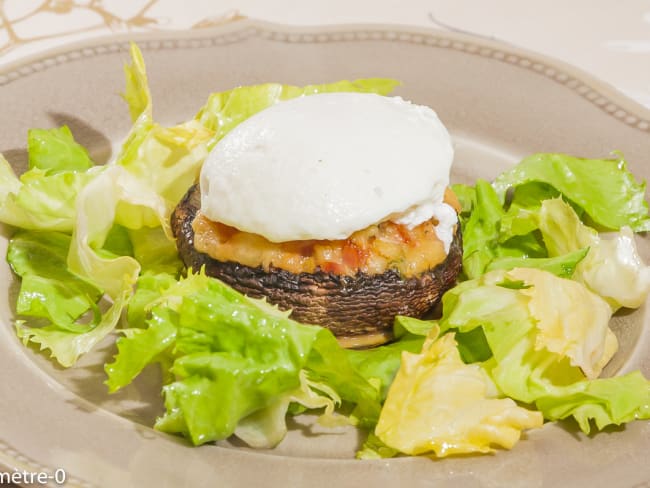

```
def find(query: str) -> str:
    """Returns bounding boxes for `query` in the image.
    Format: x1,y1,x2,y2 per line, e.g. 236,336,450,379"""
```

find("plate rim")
1,19,649,488
1,18,649,133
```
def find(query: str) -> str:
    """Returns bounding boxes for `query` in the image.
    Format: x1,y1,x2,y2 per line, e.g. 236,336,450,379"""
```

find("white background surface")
1,0,649,108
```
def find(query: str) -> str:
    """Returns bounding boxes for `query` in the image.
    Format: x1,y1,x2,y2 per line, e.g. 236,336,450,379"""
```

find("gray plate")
0,19,649,488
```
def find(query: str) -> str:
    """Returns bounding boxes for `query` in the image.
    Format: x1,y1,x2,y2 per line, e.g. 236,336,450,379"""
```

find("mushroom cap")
171,184,463,347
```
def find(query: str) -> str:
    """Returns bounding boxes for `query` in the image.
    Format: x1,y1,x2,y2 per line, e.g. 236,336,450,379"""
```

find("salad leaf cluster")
106,270,394,446
1,44,407,447
453,157,650,310
362,154,650,458
1,43,397,368
1,43,649,458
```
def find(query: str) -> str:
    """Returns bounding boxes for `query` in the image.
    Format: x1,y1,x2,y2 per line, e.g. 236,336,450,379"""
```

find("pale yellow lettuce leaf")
539,198,650,310
67,165,169,298
507,268,617,379
375,326,542,457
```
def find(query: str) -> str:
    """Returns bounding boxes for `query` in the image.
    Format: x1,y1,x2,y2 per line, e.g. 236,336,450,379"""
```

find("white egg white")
200,92,455,244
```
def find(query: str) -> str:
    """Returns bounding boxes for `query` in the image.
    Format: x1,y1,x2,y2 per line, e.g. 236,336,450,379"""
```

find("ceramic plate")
0,20,649,488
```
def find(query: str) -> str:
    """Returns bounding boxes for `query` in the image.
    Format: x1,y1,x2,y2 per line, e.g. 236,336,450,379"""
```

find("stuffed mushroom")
171,92,463,347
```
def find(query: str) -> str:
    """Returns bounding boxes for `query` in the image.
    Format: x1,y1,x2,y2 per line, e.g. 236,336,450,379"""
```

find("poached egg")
199,92,455,248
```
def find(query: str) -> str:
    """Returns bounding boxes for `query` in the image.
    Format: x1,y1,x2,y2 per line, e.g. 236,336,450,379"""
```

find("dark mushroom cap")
171,184,463,347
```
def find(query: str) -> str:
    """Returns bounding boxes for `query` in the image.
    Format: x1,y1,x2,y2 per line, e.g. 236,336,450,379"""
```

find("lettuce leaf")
121,42,151,123
105,271,206,392
493,153,650,232
129,226,183,276
374,325,543,457
67,165,168,298
7,228,128,368
234,370,347,448
27,126,94,174
538,198,650,310
459,154,650,299
116,44,212,208
485,247,589,278
0,124,100,231
1,45,189,366
105,306,178,393
459,179,552,279
116,120,211,208
0,154,101,231
7,230,101,326
344,328,425,402
356,433,400,460
123,272,324,445
534,371,650,433
437,268,650,432
105,270,381,446
15,289,128,368
460,179,505,279
507,267,617,379
306,331,383,427
449,183,475,217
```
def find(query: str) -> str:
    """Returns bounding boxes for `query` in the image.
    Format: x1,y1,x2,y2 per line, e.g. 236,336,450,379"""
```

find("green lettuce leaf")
106,271,209,391
340,317,432,403
105,306,178,393
344,335,423,403
498,182,560,239
458,179,549,280
115,120,212,209
16,288,129,368
116,44,212,208
437,267,650,432
9,162,174,366
535,371,650,433
449,183,475,217
7,230,101,326
67,165,169,298
106,270,380,447
459,154,650,290
6,228,129,368
0,154,101,231
121,42,151,123
125,272,197,329
485,247,589,278
27,126,94,174
356,432,400,460
460,179,505,279
234,370,347,448
165,327,336,444
16,44,206,367
129,226,183,276
137,274,322,445
493,153,650,232
538,198,650,309
306,331,383,427
0,124,101,232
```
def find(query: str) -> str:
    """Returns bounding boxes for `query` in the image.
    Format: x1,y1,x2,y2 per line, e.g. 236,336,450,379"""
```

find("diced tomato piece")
395,224,414,245
320,261,345,274
342,241,369,269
